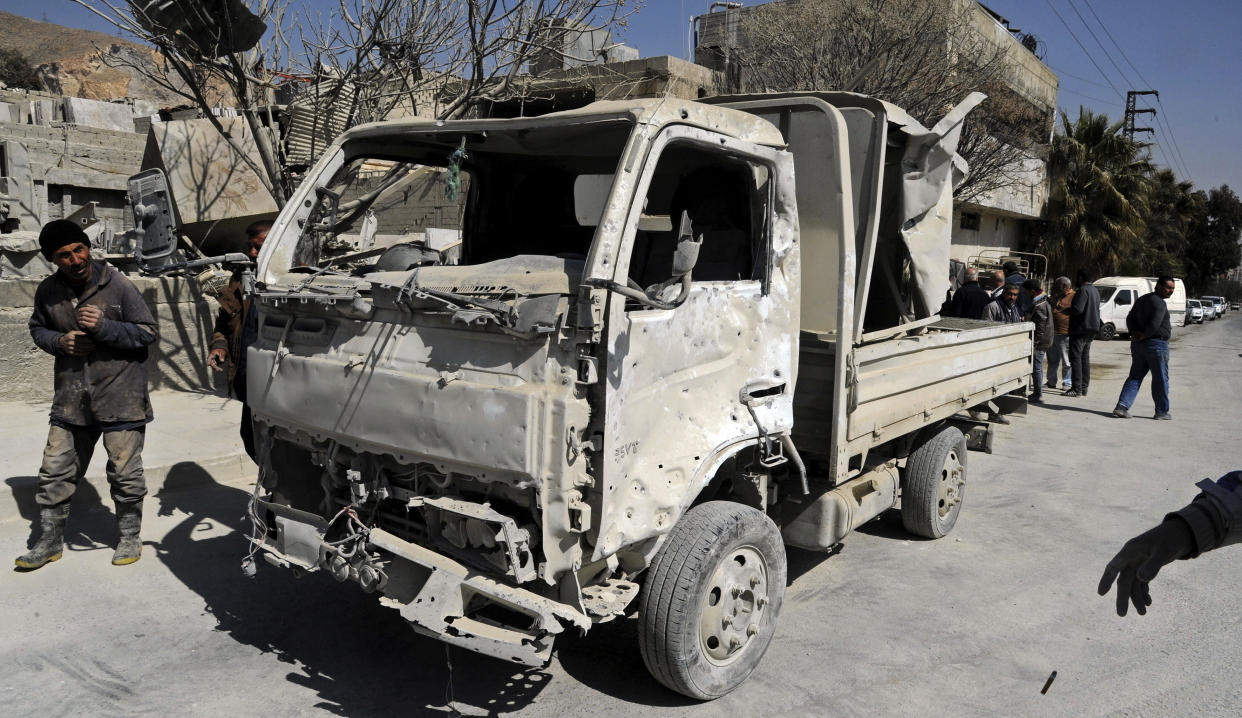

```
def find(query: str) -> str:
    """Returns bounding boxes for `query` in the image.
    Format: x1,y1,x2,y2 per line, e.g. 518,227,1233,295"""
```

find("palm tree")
1127,168,1198,276
1044,109,1152,276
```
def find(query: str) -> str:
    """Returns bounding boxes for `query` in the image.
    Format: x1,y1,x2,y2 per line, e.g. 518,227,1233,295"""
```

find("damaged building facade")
0,87,222,401
693,0,1059,269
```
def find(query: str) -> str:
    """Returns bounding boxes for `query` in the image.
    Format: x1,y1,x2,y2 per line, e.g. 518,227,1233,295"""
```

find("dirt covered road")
3,315,1241,717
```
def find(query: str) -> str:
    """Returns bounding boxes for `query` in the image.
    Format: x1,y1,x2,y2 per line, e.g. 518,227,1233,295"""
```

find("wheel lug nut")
750,575,761,588
746,623,759,636
731,586,741,598
729,637,742,650
756,596,768,608
722,616,732,628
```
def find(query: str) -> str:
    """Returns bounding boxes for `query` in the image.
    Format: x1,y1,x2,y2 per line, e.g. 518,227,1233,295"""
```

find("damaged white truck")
243,92,1032,699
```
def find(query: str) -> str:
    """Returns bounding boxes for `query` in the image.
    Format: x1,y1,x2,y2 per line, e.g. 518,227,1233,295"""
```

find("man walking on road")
1061,269,1101,397
16,220,157,570
1112,276,1175,420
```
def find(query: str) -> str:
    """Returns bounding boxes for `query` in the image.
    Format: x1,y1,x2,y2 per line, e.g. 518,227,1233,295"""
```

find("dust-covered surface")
3,315,1241,716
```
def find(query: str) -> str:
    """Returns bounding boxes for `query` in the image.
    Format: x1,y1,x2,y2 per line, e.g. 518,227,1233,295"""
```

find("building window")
960,212,981,231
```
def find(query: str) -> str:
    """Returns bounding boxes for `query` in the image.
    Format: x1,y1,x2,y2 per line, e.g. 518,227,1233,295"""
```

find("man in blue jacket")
16,220,157,570
1111,276,1175,419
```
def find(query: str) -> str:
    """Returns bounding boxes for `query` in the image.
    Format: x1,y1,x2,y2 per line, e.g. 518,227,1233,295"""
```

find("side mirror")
671,211,702,277
127,168,179,269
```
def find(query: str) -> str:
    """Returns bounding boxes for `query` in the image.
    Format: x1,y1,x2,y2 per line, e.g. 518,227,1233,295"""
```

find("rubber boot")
15,504,69,570
112,502,143,566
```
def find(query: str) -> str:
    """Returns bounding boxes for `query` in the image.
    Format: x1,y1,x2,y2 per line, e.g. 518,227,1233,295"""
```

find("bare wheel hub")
938,446,965,518
699,545,768,665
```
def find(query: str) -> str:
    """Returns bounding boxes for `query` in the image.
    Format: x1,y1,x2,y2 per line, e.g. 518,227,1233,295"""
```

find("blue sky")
10,0,1240,191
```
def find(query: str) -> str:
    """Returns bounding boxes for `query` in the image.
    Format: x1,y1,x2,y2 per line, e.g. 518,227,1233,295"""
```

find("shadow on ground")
153,462,558,716
7,475,117,556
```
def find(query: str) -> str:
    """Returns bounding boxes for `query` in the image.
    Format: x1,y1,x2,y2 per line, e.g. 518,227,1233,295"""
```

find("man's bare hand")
58,330,95,356
208,348,228,372
76,304,103,331
1098,520,1194,617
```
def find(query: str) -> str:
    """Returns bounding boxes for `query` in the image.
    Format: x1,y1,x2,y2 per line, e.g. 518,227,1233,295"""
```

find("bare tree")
73,0,636,209
728,0,1052,204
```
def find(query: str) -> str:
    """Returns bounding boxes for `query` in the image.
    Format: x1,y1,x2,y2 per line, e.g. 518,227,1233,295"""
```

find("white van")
1095,276,1187,339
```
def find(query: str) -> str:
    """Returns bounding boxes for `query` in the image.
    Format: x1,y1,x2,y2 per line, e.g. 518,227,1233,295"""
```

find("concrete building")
693,0,1059,274
0,87,220,400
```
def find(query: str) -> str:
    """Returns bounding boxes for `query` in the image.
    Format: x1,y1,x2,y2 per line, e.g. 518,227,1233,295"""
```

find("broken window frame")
608,130,778,314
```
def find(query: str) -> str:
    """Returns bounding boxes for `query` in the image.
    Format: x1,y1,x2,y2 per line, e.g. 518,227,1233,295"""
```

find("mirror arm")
585,274,691,311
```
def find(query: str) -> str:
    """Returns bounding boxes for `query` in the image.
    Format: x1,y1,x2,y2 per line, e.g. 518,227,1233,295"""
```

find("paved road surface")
3,314,1241,717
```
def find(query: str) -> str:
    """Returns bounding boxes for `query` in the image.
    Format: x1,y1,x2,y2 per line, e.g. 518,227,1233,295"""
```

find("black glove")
1097,518,1194,616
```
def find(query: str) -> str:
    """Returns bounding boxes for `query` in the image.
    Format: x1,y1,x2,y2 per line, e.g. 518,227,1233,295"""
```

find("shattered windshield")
287,121,634,280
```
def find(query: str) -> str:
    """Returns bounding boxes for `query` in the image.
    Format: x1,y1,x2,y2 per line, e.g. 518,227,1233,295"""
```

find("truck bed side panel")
847,321,1031,444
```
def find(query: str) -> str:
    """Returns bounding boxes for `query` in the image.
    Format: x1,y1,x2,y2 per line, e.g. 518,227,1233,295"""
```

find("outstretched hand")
1098,519,1194,616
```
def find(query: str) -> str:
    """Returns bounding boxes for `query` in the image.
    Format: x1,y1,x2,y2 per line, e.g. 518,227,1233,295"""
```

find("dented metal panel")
592,126,800,561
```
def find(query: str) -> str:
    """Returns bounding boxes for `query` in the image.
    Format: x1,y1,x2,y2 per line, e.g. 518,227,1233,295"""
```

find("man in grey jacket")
1099,472,1242,616
16,220,157,570
1022,279,1054,402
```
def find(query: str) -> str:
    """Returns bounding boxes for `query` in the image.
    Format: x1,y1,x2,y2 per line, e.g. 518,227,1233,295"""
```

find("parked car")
1187,299,1204,324
1095,276,1186,339
1200,298,1218,320
1233,301,1240,311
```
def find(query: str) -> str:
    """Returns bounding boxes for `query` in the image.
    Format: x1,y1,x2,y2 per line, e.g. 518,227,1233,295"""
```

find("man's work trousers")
1116,338,1170,414
1031,349,1046,399
1069,335,1094,394
36,425,146,508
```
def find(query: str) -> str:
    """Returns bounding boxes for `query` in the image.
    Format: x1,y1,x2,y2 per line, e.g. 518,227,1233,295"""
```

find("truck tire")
901,425,967,539
1098,322,1116,341
637,501,786,700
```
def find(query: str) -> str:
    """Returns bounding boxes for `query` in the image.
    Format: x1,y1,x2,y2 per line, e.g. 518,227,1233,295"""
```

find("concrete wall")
0,121,145,233
0,273,222,402
950,209,1029,265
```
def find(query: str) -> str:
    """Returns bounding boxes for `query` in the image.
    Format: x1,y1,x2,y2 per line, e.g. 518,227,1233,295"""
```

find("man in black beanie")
17,219,157,570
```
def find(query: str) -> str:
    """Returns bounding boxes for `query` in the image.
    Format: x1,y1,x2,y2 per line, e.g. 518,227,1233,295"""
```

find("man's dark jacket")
29,261,158,427
1127,291,1172,340
1067,281,1101,336
1027,293,1054,350
949,280,991,319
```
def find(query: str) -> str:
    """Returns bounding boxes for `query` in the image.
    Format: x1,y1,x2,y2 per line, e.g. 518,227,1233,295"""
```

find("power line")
1082,0,1154,89
1064,0,1137,88
1078,0,1192,181
1154,99,1194,181
1058,86,1116,106
1043,0,1123,100
1048,64,1119,92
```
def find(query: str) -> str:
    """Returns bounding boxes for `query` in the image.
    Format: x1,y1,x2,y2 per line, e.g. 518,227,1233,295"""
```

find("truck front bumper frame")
254,498,590,666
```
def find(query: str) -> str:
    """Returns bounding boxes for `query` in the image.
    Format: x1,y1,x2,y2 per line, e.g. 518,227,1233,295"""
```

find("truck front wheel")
637,501,786,700
901,425,967,539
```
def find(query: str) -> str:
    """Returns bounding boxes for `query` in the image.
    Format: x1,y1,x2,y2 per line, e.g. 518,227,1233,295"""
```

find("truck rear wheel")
637,501,786,700
1098,322,1116,341
901,425,967,539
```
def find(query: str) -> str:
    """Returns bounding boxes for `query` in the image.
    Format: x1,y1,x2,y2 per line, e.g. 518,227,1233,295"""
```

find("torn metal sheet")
897,92,987,319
